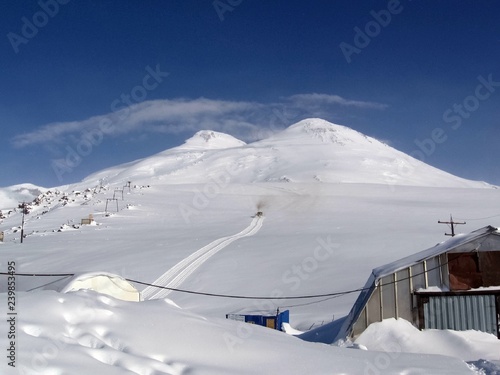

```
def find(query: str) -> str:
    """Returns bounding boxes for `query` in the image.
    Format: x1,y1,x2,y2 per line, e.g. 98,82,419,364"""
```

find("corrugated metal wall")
423,294,497,335
352,254,445,337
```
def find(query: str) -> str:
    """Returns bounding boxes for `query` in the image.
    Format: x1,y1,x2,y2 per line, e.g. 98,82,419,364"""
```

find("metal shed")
226,309,290,331
335,226,500,342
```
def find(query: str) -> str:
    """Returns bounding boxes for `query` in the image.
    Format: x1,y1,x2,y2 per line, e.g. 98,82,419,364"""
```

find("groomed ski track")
142,215,264,300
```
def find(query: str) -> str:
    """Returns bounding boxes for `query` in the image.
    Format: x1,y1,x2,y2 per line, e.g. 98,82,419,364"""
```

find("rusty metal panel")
448,253,482,290
478,252,500,287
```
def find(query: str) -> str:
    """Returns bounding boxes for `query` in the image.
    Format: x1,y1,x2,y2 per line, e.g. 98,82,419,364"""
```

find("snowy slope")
81,119,493,188
0,183,47,210
0,118,499,374
83,130,247,185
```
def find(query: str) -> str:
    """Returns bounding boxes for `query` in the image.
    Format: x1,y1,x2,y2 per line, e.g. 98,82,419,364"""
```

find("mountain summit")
179,130,246,150
266,118,379,146
83,118,491,188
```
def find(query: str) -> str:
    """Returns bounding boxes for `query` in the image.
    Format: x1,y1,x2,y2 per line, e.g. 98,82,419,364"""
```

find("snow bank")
355,318,500,362
0,291,477,374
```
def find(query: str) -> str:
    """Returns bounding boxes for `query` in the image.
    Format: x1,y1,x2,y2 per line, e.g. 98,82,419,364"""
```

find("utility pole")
438,215,465,237
19,202,27,243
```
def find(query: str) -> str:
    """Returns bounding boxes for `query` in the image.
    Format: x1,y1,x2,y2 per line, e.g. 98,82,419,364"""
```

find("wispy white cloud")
11,94,388,148
286,93,389,110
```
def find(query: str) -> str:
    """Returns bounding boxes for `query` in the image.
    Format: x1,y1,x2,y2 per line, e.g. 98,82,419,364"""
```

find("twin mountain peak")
85,118,492,189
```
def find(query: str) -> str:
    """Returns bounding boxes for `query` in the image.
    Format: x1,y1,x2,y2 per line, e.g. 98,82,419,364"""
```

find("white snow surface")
356,318,500,362
0,119,499,374
0,291,477,375
180,130,246,150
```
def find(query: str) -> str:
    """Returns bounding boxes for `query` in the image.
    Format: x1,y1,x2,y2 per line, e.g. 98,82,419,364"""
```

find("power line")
26,275,72,292
127,278,369,300
455,213,500,222
0,271,369,300
0,244,484,303
281,293,350,309
0,272,74,277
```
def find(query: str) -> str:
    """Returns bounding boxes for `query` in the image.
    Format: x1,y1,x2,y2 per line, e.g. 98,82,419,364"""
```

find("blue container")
226,309,290,331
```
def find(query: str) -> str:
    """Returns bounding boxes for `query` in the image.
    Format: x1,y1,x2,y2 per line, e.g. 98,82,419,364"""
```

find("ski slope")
142,215,264,300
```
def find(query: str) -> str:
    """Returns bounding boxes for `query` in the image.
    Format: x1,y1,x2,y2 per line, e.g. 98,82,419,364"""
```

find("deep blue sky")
1,0,499,188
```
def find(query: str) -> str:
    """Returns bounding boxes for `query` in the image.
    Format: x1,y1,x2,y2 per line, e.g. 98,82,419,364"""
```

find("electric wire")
0,235,489,302
0,250,473,302
26,275,73,292
454,213,500,222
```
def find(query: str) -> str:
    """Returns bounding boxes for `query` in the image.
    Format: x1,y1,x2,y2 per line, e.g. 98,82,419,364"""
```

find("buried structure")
40,272,141,302
226,308,290,331
335,225,500,341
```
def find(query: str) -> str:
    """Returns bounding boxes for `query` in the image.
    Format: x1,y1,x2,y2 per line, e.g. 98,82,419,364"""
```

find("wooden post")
19,202,27,244
438,215,465,236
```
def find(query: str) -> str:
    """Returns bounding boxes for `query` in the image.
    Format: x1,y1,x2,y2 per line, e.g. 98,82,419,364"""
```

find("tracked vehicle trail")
142,215,264,300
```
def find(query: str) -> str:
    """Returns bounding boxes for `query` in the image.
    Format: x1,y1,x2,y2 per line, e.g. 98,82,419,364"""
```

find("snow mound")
3,291,478,374
355,318,500,362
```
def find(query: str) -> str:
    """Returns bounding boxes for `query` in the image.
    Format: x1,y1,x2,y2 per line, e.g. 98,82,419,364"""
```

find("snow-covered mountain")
83,118,492,188
1,118,499,374
3,119,489,212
